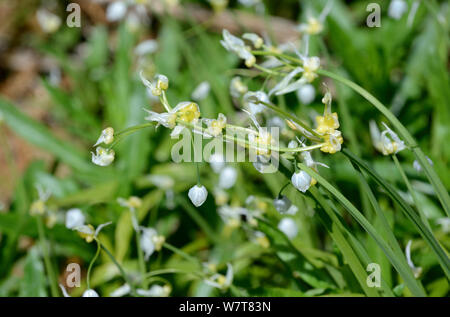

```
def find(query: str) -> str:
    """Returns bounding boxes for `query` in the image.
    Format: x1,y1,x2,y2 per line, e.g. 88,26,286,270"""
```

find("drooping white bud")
94,127,114,147
209,153,225,173
278,218,298,239
218,167,237,189
388,0,408,20
191,81,211,101
91,147,115,166
188,185,208,207
65,208,85,229
106,1,127,22
296,84,316,105
291,171,311,193
273,195,292,213
82,289,99,297
134,39,158,56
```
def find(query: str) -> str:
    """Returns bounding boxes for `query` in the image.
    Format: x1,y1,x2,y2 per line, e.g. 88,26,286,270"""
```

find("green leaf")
19,247,47,297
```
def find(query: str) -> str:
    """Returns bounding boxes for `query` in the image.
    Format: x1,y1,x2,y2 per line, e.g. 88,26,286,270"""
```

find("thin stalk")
162,242,202,266
36,217,58,297
259,101,322,139
86,241,101,289
392,154,431,229
98,240,136,295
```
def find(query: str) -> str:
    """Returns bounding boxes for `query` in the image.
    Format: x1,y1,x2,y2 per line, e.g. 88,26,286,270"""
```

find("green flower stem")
86,241,101,289
36,217,58,297
252,50,303,65
318,69,450,217
143,268,204,281
175,196,220,244
253,64,284,76
258,101,322,139
98,240,136,295
162,242,202,266
392,154,431,229
132,210,147,288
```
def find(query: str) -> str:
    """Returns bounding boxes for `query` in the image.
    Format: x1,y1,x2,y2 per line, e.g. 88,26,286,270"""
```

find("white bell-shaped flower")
191,81,211,101
136,284,171,297
296,84,316,105
204,263,233,291
110,284,131,297
218,167,237,189
278,218,298,239
188,185,208,207
134,39,158,56
65,208,85,229
140,227,165,261
94,127,114,147
36,9,61,33
209,153,225,173
388,0,408,20
244,91,269,115
291,171,311,193
273,195,292,213
82,289,99,297
106,1,127,22
91,147,115,166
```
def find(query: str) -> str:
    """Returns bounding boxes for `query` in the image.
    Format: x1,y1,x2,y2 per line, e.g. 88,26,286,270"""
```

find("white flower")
36,9,61,33
230,76,248,98
209,153,225,173
220,30,256,67
146,101,200,135
242,33,263,49
273,195,292,213
204,113,227,137
278,218,298,239
298,16,323,35
140,71,169,96
59,284,99,297
94,127,114,147
65,208,85,229
191,81,211,101
405,240,422,278
188,185,208,207
413,157,433,172
83,289,99,297
134,39,158,56
243,91,269,115
370,121,406,155
291,171,311,193
301,56,320,82
204,263,233,291
388,0,408,20
218,166,237,189
110,284,131,297
91,147,115,166
269,67,304,96
136,285,171,297
436,218,450,234
74,222,112,243
296,84,316,105
140,227,165,260
106,1,128,22
146,174,175,189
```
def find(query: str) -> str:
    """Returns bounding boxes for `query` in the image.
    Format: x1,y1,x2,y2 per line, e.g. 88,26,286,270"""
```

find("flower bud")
273,195,292,213
188,185,208,207
291,171,311,193
278,218,298,239
218,167,237,189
